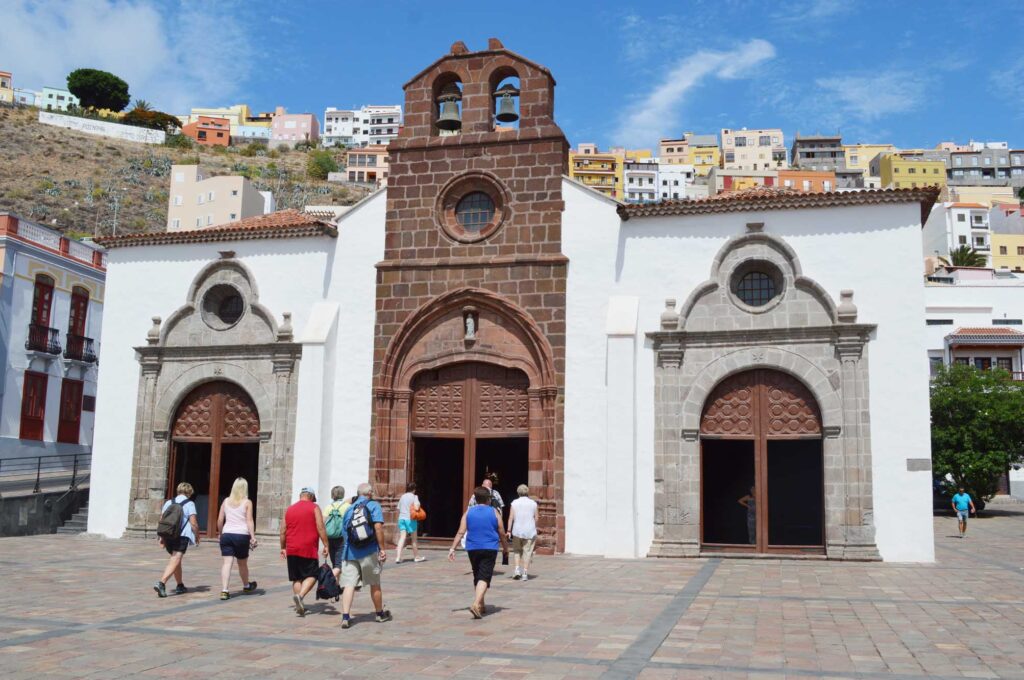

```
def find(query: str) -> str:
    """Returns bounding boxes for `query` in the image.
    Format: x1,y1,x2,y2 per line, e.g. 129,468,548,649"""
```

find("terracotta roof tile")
617,186,940,224
951,327,1024,336
96,210,337,249
948,327,1024,344
950,202,987,208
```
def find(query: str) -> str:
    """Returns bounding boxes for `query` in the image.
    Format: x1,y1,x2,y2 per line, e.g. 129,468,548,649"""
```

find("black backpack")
345,498,376,548
156,499,186,542
316,562,341,601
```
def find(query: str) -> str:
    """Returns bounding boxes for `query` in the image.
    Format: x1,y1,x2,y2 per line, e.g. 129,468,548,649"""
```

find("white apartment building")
166,165,270,232
923,202,992,265
623,161,696,203
323,105,403,148
721,128,787,171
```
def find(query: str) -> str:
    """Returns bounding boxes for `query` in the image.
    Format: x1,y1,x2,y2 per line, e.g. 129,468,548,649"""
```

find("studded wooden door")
411,362,529,523
700,369,824,554
168,381,260,535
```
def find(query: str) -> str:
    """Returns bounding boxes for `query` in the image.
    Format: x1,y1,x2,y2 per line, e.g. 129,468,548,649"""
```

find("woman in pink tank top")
216,477,258,600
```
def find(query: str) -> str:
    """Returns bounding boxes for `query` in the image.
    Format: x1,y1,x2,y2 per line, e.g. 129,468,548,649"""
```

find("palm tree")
132,99,153,112
939,245,988,268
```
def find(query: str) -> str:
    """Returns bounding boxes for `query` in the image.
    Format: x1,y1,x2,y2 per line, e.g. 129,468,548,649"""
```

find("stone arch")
681,346,842,434
153,362,273,436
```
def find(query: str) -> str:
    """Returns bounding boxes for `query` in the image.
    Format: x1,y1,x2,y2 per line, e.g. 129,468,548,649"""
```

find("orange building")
778,169,837,193
181,116,231,147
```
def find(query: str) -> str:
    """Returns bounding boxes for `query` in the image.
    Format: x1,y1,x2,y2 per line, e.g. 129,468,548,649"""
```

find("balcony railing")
64,334,97,363
26,324,61,354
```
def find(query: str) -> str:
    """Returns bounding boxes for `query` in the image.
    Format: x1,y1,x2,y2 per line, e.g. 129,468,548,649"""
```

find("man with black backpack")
339,482,391,628
154,482,200,598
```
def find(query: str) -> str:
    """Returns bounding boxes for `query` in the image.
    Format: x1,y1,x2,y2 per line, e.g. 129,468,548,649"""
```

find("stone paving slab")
1,507,1024,678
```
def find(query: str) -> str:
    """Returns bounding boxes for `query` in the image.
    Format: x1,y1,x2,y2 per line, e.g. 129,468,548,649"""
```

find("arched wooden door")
700,369,824,554
409,362,529,538
167,381,260,536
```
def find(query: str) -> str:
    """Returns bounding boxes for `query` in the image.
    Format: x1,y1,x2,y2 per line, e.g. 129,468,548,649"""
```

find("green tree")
67,68,131,111
931,363,1024,502
122,108,181,133
1018,186,1024,201
939,245,988,267
306,149,338,180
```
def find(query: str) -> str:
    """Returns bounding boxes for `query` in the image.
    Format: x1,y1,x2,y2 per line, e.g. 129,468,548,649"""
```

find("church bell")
494,83,520,123
436,83,463,131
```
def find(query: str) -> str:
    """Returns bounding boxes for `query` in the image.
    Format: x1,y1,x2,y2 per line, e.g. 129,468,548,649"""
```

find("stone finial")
837,289,857,323
450,41,469,55
277,312,293,341
660,298,680,330
487,37,505,50
147,317,161,345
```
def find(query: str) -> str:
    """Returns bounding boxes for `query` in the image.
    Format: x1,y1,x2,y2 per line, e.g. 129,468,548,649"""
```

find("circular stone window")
201,284,246,330
436,172,510,243
455,192,495,233
730,262,784,311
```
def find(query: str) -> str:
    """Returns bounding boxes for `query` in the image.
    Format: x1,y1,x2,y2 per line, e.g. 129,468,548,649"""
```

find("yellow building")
187,104,272,135
843,143,896,173
569,144,651,199
991,233,1024,271
683,134,720,176
0,71,13,104
950,185,1018,207
871,153,947,192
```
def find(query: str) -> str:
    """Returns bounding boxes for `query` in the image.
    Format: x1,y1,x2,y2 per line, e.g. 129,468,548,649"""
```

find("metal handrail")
26,324,61,354
0,453,91,496
64,334,98,363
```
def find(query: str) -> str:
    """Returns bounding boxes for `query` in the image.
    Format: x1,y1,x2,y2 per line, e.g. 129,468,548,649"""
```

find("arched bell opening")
167,380,261,536
433,73,463,136
489,67,520,130
699,369,825,555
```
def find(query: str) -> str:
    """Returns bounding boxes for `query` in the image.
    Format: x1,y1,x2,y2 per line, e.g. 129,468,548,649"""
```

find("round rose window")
455,192,495,233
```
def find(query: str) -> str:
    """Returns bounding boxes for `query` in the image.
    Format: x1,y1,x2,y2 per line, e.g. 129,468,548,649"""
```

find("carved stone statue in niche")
462,305,478,344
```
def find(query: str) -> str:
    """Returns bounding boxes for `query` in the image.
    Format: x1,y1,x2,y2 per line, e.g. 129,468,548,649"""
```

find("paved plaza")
2,506,1024,679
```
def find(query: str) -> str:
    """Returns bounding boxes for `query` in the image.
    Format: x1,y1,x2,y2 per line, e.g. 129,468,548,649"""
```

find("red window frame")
20,371,49,441
57,378,84,444
32,275,55,327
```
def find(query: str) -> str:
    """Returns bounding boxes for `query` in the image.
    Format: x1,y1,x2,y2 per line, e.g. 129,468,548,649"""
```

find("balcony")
26,324,61,355
64,334,97,363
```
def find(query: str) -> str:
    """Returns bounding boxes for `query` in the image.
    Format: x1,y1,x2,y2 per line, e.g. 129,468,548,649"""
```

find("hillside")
0,105,370,237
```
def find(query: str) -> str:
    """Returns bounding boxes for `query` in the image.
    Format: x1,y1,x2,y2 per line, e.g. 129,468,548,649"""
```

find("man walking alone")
340,483,391,628
952,486,976,538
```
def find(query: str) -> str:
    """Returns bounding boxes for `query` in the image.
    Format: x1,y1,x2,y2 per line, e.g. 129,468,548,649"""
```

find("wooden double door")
410,362,530,538
700,369,825,554
167,381,261,536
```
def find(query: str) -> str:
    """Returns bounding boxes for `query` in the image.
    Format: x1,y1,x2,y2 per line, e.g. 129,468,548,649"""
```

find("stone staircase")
56,502,88,534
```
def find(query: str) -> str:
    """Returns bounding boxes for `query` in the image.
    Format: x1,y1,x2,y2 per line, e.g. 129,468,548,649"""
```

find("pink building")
269,106,319,148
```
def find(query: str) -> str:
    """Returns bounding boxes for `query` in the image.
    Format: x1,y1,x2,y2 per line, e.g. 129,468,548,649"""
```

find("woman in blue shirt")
449,486,508,618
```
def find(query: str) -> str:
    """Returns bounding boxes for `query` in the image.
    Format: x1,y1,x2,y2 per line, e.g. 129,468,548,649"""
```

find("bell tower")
371,39,569,553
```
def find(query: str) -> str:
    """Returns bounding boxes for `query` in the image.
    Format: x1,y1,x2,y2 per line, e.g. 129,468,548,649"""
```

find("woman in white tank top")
216,478,258,600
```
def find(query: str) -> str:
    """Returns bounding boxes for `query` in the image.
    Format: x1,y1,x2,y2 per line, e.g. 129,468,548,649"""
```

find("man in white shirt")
506,484,538,581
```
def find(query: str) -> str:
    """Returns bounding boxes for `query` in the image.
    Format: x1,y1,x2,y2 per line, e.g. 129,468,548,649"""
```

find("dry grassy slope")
0,106,368,237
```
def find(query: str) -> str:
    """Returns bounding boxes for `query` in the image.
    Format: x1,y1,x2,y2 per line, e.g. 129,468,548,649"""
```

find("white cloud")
612,39,776,148
0,0,255,114
814,71,925,122
773,0,851,23
991,57,1024,101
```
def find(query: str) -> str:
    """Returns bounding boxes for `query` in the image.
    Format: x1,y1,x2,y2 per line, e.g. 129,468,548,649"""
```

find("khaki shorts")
341,553,381,587
512,536,536,559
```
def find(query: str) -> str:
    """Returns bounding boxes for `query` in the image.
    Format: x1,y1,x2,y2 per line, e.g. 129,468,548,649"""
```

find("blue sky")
4,0,1023,151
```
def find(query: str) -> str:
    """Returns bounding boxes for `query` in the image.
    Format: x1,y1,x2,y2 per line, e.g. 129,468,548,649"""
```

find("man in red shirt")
280,487,329,616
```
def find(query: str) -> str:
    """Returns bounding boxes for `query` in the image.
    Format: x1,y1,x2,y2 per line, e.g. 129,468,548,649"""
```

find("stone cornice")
648,324,876,349
376,253,568,271
135,343,302,362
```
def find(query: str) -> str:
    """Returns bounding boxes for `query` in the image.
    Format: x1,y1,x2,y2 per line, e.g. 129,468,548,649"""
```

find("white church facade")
88,41,937,562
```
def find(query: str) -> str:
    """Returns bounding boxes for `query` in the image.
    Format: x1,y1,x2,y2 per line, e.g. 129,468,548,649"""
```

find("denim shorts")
219,532,250,559
957,509,969,522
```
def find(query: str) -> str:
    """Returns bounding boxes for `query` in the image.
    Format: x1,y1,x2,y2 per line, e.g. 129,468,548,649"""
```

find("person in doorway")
449,486,508,619
738,485,756,545
324,485,353,581
395,482,425,564
216,477,258,600
507,484,538,581
154,482,200,598
952,486,976,538
468,472,504,511
339,483,391,628
280,487,329,616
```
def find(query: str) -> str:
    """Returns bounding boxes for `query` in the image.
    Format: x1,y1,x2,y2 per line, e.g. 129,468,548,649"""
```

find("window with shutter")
20,371,48,440
57,378,84,444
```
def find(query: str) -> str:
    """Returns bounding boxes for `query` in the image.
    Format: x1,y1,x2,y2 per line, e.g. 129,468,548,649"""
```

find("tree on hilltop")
67,68,131,111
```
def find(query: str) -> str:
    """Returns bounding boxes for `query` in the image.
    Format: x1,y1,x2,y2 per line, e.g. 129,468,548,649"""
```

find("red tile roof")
96,210,337,249
617,186,940,224
947,327,1024,344
950,202,987,209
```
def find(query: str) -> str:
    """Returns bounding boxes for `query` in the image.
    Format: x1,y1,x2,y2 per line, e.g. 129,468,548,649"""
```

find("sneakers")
521,573,529,582
413,556,426,563
293,594,306,617
341,618,351,629
174,584,187,595
153,581,167,598
220,591,230,600
243,581,258,593
376,610,393,623
512,568,521,580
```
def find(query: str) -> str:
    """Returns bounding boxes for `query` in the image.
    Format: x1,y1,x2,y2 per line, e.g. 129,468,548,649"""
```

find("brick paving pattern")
2,505,1024,678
